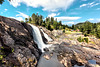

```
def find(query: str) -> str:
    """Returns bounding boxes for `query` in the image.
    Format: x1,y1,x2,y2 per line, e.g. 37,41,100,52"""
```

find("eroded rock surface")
0,16,41,67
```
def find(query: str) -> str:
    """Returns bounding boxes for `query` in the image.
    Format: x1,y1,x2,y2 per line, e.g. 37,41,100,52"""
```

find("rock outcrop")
0,16,41,67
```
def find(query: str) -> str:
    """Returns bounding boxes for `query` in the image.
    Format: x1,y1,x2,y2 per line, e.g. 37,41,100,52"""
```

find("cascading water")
40,29,53,42
28,24,51,52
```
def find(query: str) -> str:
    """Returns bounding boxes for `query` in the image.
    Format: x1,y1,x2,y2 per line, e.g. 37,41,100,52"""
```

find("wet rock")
0,16,41,67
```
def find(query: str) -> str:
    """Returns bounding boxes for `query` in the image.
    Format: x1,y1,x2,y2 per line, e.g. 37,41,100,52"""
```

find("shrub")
0,55,3,60
84,37,89,43
63,29,65,33
84,33,88,37
77,36,84,42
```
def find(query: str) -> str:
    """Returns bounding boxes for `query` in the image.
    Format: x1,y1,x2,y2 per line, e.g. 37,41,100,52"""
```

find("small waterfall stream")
28,24,65,67
28,24,51,52
40,29,53,42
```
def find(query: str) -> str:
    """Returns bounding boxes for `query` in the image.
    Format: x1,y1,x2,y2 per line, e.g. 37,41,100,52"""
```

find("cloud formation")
10,17,23,21
16,11,29,18
55,16,81,21
47,13,81,21
4,9,8,12
88,18,100,23
48,13,60,17
80,2,100,8
66,21,75,25
10,11,29,21
9,0,75,11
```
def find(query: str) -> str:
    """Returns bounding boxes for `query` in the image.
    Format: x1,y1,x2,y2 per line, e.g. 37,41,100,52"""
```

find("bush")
84,37,89,43
77,36,84,42
84,33,88,37
63,29,65,33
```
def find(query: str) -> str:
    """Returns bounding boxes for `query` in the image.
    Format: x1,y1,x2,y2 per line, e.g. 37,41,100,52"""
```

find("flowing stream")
40,29,53,42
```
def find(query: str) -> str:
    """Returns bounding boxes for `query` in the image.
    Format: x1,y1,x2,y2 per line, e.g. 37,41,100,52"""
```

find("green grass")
65,31,82,34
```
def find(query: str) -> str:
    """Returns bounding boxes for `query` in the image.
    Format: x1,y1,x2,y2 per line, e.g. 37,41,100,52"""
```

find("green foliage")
12,48,14,52
63,29,65,33
84,37,89,43
25,18,28,23
0,55,3,60
20,21,24,23
77,36,89,43
0,47,5,60
77,36,84,42
0,0,4,4
25,13,69,31
73,21,100,38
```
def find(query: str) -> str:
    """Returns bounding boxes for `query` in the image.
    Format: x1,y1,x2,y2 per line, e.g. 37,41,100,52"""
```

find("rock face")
0,16,41,67
52,30,63,37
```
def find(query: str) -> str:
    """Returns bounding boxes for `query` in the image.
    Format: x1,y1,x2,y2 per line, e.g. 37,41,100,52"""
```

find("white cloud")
9,11,29,21
88,18,94,21
80,4,87,7
54,17,81,21
10,17,23,21
66,21,75,25
88,18,100,23
47,13,81,21
80,2,100,8
90,3,99,7
48,13,60,17
48,13,57,17
9,0,75,11
4,9,8,11
16,11,29,18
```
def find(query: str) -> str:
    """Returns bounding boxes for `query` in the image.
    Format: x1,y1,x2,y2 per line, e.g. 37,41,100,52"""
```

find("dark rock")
40,29,48,44
0,16,41,67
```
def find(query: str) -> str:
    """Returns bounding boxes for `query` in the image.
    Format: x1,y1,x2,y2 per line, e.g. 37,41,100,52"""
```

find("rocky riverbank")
40,26,100,67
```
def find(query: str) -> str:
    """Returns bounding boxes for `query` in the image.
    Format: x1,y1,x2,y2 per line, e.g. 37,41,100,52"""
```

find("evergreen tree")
32,13,36,24
39,15,43,26
0,0,4,4
25,18,28,23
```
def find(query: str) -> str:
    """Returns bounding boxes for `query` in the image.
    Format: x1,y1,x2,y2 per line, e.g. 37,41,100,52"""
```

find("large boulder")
0,16,41,67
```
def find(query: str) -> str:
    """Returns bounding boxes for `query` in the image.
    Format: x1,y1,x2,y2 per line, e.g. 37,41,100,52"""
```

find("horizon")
0,0,100,26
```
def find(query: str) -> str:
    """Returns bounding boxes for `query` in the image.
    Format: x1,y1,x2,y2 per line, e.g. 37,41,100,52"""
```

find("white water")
28,24,51,52
40,29,53,42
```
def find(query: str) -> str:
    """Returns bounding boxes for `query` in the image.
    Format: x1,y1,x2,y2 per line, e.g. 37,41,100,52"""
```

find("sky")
0,0,100,26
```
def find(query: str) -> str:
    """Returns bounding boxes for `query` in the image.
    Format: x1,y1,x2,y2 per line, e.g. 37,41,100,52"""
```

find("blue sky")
0,0,100,25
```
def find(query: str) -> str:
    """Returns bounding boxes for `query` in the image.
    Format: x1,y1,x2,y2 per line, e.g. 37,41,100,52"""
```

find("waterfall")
40,29,53,42
28,24,51,52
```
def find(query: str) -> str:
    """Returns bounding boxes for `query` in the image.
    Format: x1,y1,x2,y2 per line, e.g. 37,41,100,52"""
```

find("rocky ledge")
40,26,100,67
0,16,41,67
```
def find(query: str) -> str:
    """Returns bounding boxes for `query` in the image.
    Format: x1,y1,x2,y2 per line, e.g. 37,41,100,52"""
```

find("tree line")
24,13,68,31
71,21,100,38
